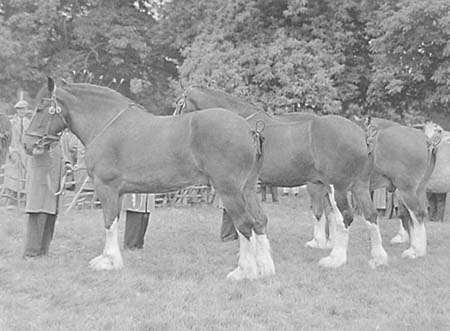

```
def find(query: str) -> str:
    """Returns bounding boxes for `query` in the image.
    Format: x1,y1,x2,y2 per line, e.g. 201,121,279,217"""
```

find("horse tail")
416,134,440,197
243,124,265,193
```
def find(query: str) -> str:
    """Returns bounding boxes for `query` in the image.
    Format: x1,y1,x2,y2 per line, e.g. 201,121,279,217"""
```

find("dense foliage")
0,0,449,121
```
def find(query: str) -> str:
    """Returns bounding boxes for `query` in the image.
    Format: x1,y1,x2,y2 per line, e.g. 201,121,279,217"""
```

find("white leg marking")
365,220,388,269
319,186,348,268
89,219,124,270
390,219,409,244
401,208,427,259
227,230,258,281
327,213,336,248
255,233,276,277
305,214,333,249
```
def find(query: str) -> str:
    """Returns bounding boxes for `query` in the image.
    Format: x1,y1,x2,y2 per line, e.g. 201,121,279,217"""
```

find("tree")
367,0,450,121
0,0,177,114
162,0,373,115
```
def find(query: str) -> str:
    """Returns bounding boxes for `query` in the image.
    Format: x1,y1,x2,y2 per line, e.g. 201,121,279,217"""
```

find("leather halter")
25,93,68,149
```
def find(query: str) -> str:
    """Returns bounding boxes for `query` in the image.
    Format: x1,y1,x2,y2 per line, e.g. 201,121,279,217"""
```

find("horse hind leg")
353,185,388,268
305,184,333,249
398,191,427,259
318,185,350,268
390,206,410,244
242,185,275,278
218,187,275,281
89,183,123,270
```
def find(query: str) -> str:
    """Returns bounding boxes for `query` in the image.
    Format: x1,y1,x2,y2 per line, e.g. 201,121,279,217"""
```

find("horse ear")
48,77,56,94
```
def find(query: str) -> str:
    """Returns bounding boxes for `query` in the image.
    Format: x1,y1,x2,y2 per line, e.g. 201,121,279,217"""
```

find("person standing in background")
1,100,30,205
122,193,155,250
23,140,65,257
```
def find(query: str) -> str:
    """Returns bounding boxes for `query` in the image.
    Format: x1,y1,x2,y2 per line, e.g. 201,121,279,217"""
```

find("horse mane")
63,82,134,104
189,86,260,112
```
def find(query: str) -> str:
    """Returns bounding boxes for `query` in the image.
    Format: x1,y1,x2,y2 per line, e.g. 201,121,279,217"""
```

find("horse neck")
59,88,130,146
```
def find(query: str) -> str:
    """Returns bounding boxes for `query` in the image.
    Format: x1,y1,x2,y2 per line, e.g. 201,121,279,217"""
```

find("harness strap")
252,120,266,156
365,124,378,155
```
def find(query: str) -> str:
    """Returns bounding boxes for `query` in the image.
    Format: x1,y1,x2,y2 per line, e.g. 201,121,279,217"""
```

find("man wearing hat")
1,100,30,206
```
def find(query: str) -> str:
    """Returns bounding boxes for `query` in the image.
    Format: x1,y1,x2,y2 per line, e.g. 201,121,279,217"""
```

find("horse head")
23,77,69,155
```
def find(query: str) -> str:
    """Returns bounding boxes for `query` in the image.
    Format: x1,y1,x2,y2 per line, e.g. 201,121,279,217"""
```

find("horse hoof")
401,247,426,259
390,234,409,245
226,266,258,281
257,259,276,278
89,254,123,270
305,239,332,249
305,239,319,248
401,248,417,259
318,255,346,268
368,251,389,269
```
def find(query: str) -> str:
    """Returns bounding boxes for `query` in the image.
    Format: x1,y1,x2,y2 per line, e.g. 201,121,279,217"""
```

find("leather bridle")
25,93,68,149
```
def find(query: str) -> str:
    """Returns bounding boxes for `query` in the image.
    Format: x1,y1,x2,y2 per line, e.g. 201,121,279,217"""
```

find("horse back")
373,126,429,189
309,115,371,189
188,108,257,168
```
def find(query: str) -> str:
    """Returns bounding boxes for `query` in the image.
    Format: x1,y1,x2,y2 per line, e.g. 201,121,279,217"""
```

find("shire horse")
178,86,438,263
360,118,442,247
23,78,275,281
177,86,388,268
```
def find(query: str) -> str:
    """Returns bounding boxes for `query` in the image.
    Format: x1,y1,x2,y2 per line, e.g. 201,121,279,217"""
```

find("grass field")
1,191,449,331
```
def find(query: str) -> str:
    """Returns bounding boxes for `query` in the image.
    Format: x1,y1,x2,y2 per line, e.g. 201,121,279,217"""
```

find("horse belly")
259,127,314,187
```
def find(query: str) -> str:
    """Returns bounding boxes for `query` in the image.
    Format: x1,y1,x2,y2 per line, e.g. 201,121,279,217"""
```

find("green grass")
1,192,449,331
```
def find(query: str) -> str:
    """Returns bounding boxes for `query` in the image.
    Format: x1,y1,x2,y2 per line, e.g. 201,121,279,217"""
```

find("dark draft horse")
178,86,439,264
177,86,388,269
354,117,440,257
23,78,275,281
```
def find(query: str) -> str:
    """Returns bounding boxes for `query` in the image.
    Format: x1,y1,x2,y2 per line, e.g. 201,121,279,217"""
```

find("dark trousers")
23,213,57,257
428,192,446,222
124,211,149,250
261,185,279,202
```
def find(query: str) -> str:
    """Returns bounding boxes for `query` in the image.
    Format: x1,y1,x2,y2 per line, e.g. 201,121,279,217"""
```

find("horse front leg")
89,182,123,270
